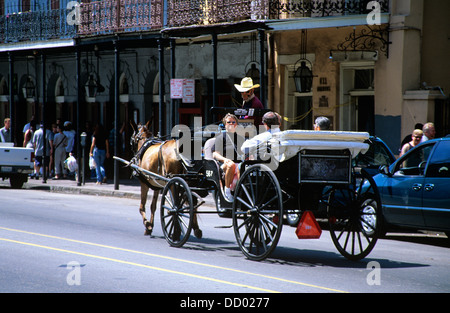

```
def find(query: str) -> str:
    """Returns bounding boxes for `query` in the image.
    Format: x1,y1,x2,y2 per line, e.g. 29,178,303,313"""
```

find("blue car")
287,136,396,225
374,136,450,236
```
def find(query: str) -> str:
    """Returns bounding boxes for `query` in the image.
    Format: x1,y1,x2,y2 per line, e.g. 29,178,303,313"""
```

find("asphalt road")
1,187,449,297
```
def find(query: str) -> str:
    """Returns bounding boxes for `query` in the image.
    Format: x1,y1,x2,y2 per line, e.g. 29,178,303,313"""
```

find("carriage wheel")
160,177,194,248
232,164,283,261
327,170,381,261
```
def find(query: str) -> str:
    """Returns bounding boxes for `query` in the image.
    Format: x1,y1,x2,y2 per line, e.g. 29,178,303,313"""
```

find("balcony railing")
167,0,390,27
0,0,389,43
78,0,163,36
167,0,271,27
0,9,76,43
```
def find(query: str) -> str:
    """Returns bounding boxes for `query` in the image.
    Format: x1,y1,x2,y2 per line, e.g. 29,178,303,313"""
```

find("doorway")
339,63,376,133
350,94,375,135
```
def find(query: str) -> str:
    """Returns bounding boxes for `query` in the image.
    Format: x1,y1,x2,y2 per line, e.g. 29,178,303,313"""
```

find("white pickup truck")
0,143,34,188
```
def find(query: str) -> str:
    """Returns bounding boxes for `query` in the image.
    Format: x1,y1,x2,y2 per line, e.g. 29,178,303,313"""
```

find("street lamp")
85,75,98,102
22,76,35,100
245,62,260,85
292,29,315,93
293,60,313,93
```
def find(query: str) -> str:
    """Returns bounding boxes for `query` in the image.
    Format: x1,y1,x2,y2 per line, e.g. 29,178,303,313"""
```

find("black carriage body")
178,159,222,198
257,149,353,213
298,149,352,185
242,148,353,186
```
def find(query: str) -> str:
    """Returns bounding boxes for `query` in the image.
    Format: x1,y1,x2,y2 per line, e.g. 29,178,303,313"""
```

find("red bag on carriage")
229,164,239,191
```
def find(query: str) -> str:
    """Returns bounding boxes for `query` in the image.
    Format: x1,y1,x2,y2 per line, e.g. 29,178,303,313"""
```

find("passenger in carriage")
241,111,281,159
314,116,331,131
212,113,245,202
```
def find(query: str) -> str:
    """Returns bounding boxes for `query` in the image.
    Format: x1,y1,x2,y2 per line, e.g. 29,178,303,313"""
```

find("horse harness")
130,137,171,189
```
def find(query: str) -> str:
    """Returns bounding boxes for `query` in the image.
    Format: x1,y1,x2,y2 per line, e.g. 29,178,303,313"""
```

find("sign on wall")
170,79,195,103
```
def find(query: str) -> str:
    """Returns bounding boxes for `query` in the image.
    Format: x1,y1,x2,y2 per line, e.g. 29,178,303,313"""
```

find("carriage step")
214,225,233,229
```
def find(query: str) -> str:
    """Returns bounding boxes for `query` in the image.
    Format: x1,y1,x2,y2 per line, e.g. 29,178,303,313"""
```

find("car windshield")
354,139,394,168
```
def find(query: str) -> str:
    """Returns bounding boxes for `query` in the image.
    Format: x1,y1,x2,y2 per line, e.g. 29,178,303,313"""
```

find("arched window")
55,76,65,103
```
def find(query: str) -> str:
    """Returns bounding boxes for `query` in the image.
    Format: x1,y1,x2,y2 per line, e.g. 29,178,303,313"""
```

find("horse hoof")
194,229,203,239
144,228,152,236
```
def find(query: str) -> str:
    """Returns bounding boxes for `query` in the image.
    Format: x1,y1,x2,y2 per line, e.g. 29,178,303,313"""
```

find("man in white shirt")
0,118,11,143
241,111,281,159
32,122,52,179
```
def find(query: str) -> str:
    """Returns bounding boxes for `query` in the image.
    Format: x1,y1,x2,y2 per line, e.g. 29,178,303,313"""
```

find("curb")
2,179,217,207
46,185,141,199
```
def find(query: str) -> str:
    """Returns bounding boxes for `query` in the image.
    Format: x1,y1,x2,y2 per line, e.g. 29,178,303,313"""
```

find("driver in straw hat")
234,77,264,125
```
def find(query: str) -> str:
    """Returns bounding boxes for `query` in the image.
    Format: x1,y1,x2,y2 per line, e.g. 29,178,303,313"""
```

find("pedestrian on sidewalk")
90,124,110,185
0,117,12,143
32,122,51,179
23,120,36,148
53,124,68,179
63,121,76,155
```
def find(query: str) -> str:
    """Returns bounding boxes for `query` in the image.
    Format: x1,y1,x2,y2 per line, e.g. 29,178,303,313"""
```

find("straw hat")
234,77,260,93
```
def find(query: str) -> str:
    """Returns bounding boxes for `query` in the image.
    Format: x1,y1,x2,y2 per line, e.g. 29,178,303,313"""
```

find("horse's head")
130,120,153,155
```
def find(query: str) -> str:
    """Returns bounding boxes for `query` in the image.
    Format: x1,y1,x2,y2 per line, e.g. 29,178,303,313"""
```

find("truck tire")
10,175,27,189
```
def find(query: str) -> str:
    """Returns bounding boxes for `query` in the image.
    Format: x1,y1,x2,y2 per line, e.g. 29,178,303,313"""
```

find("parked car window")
354,138,394,168
395,143,435,176
426,141,450,178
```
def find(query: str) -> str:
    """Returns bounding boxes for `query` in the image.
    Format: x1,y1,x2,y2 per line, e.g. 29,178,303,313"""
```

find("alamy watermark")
66,1,81,26
366,261,381,286
66,261,82,286
366,1,382,26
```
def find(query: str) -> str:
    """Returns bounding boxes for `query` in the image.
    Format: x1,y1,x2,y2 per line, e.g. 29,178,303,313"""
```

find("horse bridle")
130,125,146,155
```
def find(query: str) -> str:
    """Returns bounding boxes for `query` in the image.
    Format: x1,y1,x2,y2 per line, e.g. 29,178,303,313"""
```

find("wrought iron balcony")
0,0,389,43
0,0,164,42
166,0,389,27
78,0,164,36
0,8,76,43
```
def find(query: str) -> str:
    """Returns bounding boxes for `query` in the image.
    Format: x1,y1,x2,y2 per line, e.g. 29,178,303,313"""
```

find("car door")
422,140,450,231
380,142,436,227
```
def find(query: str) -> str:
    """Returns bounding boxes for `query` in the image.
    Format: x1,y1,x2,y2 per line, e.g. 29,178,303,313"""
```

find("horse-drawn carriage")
115,122,382,262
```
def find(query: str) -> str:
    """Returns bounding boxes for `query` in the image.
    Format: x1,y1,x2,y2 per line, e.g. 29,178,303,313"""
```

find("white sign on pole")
171,79,195,103
182,79,195,103
170,79,183,99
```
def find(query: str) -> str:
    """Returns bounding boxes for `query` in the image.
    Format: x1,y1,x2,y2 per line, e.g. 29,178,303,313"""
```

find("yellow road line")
0,237,278,293
0,226,347,293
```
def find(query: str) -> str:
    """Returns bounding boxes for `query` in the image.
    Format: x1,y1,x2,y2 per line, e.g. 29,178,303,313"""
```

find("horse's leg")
139,183,153,235
192,195,203,239
148,190,159,236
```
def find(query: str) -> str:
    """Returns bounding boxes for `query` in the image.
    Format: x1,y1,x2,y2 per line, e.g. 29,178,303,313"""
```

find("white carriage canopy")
254,130,370,162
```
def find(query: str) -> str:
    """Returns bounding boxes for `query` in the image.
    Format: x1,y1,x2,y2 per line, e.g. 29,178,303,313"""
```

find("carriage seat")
203,138,215,160
203,137,227,182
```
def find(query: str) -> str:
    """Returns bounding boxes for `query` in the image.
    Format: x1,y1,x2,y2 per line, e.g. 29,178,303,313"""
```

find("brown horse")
130,121,202,238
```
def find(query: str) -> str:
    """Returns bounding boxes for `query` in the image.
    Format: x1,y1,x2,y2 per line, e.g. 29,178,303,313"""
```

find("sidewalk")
4,175,215,206
21,176,142,199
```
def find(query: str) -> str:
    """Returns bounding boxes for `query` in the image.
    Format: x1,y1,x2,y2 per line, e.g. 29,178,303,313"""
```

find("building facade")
0,0,449,182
